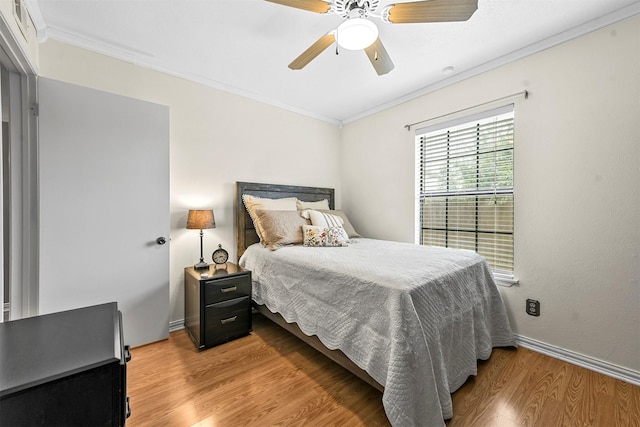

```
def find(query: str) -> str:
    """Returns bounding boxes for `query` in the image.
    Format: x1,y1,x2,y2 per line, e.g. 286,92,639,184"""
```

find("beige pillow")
296,199,330,211
242,194,298,241
255,210,310,250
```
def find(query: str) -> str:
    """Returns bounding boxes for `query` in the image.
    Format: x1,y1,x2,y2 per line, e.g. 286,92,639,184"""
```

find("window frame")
415,105,517,286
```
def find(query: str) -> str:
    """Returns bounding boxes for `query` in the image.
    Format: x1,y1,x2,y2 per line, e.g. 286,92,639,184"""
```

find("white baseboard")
515,334,640,387
169,319,184,333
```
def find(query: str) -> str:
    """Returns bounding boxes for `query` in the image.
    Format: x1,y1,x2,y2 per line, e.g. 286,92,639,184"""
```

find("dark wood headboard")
235,182,335,261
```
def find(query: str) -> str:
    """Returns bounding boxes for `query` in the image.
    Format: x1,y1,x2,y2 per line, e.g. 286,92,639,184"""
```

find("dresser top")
0,302,122,397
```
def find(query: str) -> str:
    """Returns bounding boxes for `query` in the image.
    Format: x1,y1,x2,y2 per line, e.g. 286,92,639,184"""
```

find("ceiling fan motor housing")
334,0,380,17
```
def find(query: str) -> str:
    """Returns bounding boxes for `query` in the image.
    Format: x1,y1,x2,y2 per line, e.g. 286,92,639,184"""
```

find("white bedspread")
239,238,515,427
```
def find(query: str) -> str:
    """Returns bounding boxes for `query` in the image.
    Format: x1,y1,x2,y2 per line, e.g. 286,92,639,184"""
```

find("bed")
235,181,515,427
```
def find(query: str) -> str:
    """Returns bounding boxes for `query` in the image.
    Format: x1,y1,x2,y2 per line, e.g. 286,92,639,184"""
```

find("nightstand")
184,263,252,349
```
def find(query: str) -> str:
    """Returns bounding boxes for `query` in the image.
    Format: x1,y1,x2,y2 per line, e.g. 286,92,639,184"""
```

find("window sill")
495,277,519,287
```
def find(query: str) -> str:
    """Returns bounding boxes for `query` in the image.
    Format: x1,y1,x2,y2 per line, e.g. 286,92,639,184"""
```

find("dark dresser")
0,302,131,426
184,263,252,349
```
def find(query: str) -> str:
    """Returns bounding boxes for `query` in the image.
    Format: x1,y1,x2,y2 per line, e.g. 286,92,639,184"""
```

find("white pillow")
301,209,361,238
242,194,298,241
306,209,343,227
319,210,361,238
296,199,330,211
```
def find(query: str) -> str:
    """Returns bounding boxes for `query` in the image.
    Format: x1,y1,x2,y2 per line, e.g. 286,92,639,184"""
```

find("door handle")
156,237,167,245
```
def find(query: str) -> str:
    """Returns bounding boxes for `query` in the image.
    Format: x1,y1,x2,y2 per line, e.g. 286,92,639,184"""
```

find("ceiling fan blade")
385,0,478,24
265,0,331,14
364,38,395,75
289,33,336,70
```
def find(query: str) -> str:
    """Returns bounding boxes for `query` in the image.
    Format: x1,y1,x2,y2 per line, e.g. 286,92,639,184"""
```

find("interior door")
38,78,169,347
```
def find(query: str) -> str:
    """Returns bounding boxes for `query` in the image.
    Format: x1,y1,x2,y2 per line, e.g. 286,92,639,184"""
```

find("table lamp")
187,209,215,270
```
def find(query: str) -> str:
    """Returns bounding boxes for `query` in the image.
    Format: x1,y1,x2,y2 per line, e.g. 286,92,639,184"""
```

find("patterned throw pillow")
302,225,349,247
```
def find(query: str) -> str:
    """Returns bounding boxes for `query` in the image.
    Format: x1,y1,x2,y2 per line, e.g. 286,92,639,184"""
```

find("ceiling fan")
266,0,478,75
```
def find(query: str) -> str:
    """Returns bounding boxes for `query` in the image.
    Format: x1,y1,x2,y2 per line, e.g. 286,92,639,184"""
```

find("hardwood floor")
127,314,640,426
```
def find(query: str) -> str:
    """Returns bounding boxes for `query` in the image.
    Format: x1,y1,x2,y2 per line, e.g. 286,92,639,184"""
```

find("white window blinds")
417,105,514,280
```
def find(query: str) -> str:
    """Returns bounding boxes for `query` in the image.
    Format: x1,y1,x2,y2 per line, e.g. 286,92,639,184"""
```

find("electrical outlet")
526,299,540,316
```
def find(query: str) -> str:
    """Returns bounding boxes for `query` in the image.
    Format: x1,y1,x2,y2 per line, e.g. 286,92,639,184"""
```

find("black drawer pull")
220,316,237,324
126,396,131,418
220,286,237,293
124,345,132,362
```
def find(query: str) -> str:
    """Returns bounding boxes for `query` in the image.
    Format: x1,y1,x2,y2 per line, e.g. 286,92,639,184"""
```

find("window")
416,105,514,281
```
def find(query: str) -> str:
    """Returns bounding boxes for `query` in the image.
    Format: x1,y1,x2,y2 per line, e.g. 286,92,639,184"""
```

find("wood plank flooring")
127,314,640,426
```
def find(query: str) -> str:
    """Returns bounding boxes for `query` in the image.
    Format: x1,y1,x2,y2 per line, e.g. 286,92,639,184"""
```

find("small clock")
212,243,229,269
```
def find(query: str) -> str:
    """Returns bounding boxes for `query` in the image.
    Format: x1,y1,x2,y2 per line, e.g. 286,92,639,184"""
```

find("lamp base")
194,261,209,270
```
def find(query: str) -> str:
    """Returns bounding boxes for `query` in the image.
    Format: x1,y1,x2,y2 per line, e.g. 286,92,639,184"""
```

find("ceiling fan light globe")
337,18,378,50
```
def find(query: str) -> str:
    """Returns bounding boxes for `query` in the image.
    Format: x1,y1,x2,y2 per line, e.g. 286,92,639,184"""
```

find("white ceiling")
27,0,640,124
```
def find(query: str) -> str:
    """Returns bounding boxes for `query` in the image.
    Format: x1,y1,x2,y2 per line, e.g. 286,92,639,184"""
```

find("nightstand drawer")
205,297,251,346
185,263,252,350
204,274,251,305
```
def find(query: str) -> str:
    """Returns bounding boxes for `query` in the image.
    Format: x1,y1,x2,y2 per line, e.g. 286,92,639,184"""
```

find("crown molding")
25,1,640,126
17,0,340,125
342,2,640,124
23,0,47,41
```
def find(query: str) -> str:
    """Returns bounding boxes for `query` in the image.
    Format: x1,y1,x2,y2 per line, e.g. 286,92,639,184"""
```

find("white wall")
342,16,640,374
37,39,342,324
36,15,639,376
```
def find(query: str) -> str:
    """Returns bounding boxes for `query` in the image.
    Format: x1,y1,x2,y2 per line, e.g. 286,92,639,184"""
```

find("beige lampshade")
186,209,216,230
